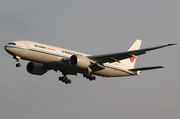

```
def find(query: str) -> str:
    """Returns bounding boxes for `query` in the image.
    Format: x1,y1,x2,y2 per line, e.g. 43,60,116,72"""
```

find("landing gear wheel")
89,74,93,79
16,63,21,67
65,79,71,84
92,76,96,80
62,77,66,82
65,79,69,83
68,80,72,84
58,77,62,81
86,74,89,79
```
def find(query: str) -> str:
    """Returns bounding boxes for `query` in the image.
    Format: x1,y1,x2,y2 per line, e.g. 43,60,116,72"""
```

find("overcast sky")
0,0,179,119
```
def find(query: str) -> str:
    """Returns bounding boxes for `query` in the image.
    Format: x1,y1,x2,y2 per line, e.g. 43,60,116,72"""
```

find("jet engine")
69,55,91,69
26,62,47,75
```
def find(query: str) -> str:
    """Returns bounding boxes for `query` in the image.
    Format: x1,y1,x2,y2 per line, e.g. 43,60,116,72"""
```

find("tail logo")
129,57,136,63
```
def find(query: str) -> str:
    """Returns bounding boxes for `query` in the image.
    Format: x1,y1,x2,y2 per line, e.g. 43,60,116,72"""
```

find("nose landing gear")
16,63,21,67
13,56,21,67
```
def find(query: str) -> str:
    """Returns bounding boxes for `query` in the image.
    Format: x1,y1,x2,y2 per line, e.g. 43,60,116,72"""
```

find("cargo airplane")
4,39,176,84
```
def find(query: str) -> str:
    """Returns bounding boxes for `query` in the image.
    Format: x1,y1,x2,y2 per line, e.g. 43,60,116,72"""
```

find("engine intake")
69,55,91,69
26,62,47,75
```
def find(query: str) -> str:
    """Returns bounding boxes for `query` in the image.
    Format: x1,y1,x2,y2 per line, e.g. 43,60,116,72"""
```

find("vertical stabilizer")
121,39,142,68
128,39,142,51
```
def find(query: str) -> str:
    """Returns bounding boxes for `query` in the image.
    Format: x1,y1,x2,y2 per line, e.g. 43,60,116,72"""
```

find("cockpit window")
8,43,16,45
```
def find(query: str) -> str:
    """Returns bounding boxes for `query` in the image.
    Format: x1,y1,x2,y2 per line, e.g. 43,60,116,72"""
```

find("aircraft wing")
88,43,176,63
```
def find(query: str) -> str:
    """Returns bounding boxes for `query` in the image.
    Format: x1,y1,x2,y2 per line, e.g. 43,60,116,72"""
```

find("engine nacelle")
69,55,91,69
26,62,47,75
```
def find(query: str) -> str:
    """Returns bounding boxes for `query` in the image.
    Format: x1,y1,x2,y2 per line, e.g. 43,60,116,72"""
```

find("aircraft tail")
121,39,142,68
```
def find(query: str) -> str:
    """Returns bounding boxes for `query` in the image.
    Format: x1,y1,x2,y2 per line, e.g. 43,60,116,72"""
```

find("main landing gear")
58,73,96,84
58,76,72,84
83,68,96,81
13,56,21,67
83,73,96,81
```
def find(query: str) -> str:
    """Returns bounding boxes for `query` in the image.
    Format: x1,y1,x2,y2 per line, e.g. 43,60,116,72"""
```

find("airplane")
4,39,176,84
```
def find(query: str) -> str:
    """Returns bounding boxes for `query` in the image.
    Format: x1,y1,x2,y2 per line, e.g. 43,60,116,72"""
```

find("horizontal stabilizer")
129,66,165,71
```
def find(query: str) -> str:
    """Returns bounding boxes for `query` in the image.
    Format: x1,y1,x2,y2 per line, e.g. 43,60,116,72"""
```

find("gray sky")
0,0,179,119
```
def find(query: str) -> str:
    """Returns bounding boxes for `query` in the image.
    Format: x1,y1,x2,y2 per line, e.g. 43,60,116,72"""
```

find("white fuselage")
4,40,136,77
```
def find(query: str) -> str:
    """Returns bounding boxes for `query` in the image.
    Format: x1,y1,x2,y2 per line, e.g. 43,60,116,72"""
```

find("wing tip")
168,43,177,46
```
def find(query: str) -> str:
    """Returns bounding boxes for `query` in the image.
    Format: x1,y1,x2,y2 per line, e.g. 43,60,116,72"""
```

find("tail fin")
121,39,142,68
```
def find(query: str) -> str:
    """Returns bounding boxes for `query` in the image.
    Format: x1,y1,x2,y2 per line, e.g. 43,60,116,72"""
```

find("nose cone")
4,45,8,52
4,45,13,55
